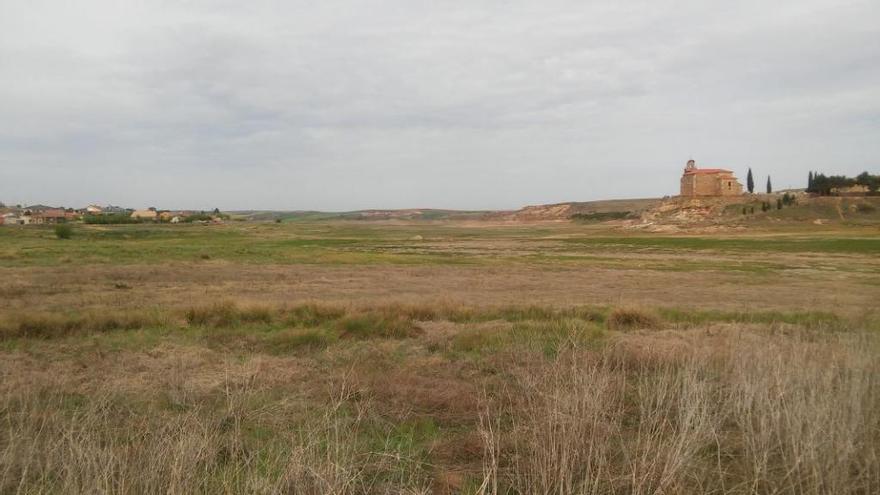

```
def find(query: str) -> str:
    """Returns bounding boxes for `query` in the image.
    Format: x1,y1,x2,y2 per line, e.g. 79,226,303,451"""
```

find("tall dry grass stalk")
481,328,880,494
0,374,430,494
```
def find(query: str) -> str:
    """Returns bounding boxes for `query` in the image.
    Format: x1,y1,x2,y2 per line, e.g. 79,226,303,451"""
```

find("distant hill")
497,198,663,221
231,195,880,228
231,209,496,222
232,199,666,223
626,194,880,231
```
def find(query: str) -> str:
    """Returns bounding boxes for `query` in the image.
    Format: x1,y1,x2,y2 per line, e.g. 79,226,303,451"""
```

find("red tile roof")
684,168,733,175
35,209,68,218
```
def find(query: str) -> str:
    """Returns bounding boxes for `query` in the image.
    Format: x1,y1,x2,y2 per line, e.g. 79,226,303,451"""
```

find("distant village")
0,204,227,226
2,164,876,227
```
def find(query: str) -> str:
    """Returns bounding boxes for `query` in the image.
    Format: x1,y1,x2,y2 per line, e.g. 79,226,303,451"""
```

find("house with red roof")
31,208,76,224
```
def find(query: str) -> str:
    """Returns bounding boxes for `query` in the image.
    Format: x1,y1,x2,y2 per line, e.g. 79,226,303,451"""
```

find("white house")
1,213,28,225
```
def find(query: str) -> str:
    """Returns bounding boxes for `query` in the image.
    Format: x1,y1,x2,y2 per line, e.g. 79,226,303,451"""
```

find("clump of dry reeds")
606,307,661,330
0,309,165,339
0,303,877,493
478,328,880,494
184,301,275,327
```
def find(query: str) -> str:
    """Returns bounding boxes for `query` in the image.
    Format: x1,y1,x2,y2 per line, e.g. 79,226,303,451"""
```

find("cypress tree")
808,171,814,192
747,168,755,193
766,176,772,194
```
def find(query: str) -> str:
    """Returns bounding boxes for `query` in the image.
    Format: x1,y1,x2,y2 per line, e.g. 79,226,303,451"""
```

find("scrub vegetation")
1,220,878,493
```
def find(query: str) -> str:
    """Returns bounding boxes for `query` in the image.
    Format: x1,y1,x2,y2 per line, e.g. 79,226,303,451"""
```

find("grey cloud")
0,0,878,210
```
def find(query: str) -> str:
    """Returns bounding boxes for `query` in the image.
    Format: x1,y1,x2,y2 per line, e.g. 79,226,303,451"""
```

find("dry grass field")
1,220,878,494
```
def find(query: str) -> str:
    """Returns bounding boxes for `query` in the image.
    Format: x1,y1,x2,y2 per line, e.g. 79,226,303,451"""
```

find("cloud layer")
1,0,878,210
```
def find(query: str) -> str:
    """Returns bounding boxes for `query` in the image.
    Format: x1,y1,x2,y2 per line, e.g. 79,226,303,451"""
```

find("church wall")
680,173,743,197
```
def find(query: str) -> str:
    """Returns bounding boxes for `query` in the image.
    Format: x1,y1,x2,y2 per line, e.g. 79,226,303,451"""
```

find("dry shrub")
0,310,163,339
480,328,880,494
606,307,661,330
184,301,238,326
722,331,880,494
184,301,274,327
500,352,622,494
364,367,479,424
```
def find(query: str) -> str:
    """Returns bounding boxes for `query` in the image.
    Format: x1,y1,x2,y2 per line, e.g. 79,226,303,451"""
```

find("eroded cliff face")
500,198,662,221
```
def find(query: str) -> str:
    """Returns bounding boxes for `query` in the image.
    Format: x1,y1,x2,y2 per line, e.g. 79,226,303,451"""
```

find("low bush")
606,307,661,330
184,302,274,327
0,310,161,339
184,301,238,327
53,224,73,239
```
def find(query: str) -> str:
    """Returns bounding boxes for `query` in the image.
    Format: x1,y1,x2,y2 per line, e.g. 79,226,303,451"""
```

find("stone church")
680,159,743,197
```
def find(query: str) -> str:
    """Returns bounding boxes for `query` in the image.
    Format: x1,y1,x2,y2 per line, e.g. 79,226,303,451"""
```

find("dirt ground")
1,256,875,315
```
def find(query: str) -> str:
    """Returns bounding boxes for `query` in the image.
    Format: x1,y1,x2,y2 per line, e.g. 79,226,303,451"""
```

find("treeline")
807,171,879,195
82,214,141,224
82,212,227,224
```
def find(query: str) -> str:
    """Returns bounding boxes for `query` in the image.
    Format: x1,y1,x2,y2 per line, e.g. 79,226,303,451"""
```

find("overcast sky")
1,0,878,211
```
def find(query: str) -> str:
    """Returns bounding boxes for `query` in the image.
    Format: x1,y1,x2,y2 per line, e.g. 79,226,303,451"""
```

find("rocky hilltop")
505,193,880,231
500,198,662,221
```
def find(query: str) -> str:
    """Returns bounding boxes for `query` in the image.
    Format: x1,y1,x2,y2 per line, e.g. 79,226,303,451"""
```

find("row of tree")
744,169,878,196
807,171,880,195
746,168,772,194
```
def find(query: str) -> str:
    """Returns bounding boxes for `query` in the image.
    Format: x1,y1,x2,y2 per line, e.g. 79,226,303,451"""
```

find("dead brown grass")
478,328,880,494
0,309,166,339
606,307,662,330
1,301,878,493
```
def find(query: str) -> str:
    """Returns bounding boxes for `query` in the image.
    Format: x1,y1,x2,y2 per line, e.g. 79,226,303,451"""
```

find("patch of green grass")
262,328,337,354
657,307,843,329
336,313,421,339
562,236,880,254
3,221,878,270
445,305,607,324
451,319,606,357
0,310,166,339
